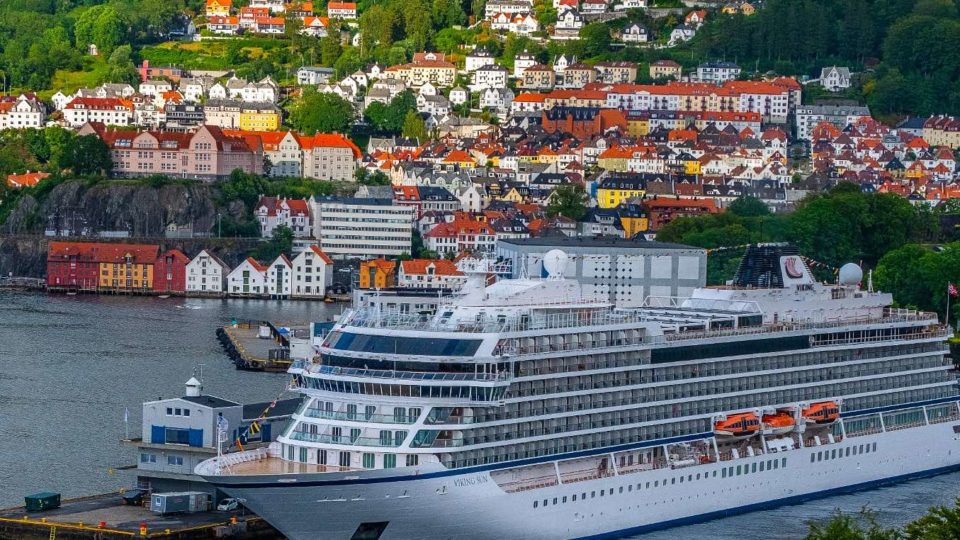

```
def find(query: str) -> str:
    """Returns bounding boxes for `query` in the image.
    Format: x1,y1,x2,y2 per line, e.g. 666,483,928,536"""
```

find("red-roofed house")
291,245,334,298
301,15,330,36
6,171,49,189
206,0,232,17
641,196,717,230
424,220,496,255
398,259,467,289
255,196,313,238
327,1,357,18
63,97,133,127
46,241,162,292
227,257,269,296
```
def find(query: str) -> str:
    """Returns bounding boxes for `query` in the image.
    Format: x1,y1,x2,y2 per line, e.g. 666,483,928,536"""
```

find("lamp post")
217,213,222,238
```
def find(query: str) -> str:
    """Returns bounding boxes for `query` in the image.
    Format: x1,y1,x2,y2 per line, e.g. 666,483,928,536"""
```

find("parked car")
217,497,240,511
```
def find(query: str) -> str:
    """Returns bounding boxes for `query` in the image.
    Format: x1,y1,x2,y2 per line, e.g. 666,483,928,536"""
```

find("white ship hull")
207,418,960,540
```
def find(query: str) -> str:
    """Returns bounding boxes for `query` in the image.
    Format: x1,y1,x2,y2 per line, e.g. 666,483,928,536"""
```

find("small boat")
66,291,77,296
761,411,796,436
714,412,760,440
324,297,335,303
158,294,170,299
802,401,840,425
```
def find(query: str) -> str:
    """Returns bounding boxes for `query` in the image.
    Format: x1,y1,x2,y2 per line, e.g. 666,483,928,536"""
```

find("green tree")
546,184,588,221
401,110,428,141
902,498,960,539
728,195,770,217
289,90,355,134
365,90,417,133
64,135,112,176
579,23,612,58
320,30,343,66
91,6,125,55
804,509,897,540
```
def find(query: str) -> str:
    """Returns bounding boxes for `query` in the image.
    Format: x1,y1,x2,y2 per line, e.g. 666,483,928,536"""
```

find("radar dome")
542,249,569,278
838,263,863,286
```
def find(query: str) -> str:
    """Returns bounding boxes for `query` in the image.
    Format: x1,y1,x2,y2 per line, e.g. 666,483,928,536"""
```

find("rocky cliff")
3,180,246,237
0,180,258,278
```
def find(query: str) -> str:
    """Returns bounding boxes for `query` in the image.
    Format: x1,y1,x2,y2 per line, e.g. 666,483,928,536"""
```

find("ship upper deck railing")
297,363,512,383
661,309,941,343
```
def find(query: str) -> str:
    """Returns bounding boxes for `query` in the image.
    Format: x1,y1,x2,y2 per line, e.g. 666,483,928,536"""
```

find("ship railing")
663,312,941,343
510,336,648,357
301,407,419,424
305,364,512,383
340,306,648,334
288,431,403,447
497,474,559,493
811,327,949,348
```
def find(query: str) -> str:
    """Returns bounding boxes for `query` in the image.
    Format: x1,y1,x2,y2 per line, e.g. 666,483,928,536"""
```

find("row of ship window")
810,442,878,463
287,446,420,468
533,457,790,509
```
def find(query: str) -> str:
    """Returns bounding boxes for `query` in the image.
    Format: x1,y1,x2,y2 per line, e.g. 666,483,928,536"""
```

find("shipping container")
150,492,211,515
24,492,60,512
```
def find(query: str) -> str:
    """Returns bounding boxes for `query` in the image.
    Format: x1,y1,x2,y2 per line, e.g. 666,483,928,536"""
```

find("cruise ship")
197,245,960,539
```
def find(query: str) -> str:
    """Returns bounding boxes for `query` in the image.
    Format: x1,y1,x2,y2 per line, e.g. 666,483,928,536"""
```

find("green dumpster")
25,492,60,512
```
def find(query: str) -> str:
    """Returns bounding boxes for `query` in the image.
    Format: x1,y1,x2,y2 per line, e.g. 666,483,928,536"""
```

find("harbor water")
1,290,959,538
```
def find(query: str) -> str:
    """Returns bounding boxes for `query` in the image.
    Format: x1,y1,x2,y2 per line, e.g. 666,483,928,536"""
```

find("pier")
217,320,294,372
0,492,281,539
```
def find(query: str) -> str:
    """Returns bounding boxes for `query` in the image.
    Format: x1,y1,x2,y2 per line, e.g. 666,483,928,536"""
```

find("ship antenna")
867,269,873,293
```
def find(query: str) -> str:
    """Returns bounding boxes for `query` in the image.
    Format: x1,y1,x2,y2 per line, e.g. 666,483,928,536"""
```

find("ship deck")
220,456,349,476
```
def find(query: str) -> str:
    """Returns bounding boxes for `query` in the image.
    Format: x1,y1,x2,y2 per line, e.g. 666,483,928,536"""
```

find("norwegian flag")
949,283,958,298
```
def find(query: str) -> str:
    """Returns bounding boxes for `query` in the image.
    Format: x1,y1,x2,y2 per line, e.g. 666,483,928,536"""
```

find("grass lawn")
43,57,111,98
140,38,293,71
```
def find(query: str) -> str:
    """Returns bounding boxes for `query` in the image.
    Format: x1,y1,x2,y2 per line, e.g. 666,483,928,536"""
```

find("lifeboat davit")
802,401,840,425
714,413,760,440
761,411,796,436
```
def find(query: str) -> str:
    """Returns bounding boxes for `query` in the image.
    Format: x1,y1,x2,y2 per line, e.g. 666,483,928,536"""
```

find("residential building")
424,220,496,255
254,16,286,33
63,97,133,128
358,258,397,289
302,133,362,181
0,94,46,130
521,64,556,90
297,66,335,85
239,6,271,27
226,257,268,296
794,102,870,141
695,61,741,83
820,66,851,92
46,242,102,290
471,64,508,91
614,0,646,9
207,15,240,34
640,196,718,230
300,15,331,36
290,246,334,298
923,116,960,149
383,52,457,88
617,22,649,43
496,236,706,307
311,197,415,259
81,123,263,181
203,98,243,129
47,242,158,292
465,48,496,72
397,259,466,289
514,51,538,78
484,0,533,18
597,172,648,209
238,102,282,131
327,1,357,19
185,250,230,294
6,171,49,189
153,249,190,293
164,103,205,130
265,255,293,298
669,24,696,45
206,0,232,17
560,64,598,89
649,59,682,80
595,62,637,84
255,196,313,238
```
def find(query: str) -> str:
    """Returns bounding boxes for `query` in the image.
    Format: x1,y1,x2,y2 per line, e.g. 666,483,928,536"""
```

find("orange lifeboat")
714,413,760,440
761,412,796,436
802,401,840,425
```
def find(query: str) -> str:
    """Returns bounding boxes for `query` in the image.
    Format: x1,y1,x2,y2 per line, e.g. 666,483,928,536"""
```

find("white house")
514,51,538,78
553,54,575,73
227,257,268,296
457,184,483,212
820,66,852,92
449,87,469,106
185,250,230,294
619,22,649,43
465,48,496,72
265,255,293,298
554,9,584,36
479,87,513,113
669,24,696,46
470,64,508,92
397,259,467,289
290,246,334,298
139,79,173,97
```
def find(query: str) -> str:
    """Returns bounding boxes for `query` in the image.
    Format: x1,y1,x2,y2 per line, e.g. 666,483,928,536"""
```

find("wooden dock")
217,320,292,372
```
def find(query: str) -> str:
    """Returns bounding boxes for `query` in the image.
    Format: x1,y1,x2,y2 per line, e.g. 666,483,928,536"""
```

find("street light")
218,213,222,238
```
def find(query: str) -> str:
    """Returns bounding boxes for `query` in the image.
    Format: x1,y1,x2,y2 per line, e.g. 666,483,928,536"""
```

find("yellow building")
620,213,649,237
500,187,525,203
597,146,632,172
239,106,281,131
626,115,650,138
359,259,396,289
682,157,702,175
96,244,159,291
206,0,232,17
597,175,647,209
